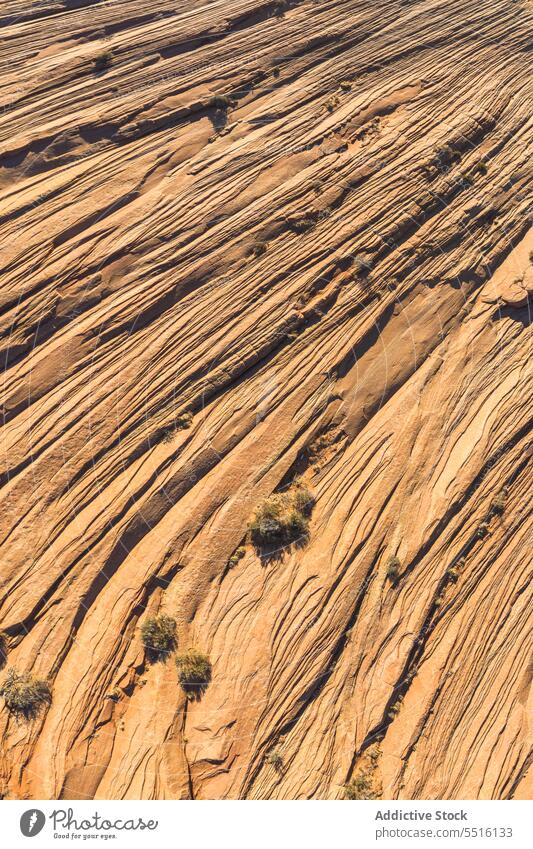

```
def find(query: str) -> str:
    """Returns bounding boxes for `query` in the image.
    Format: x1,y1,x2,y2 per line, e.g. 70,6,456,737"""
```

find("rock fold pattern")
0,0,531,799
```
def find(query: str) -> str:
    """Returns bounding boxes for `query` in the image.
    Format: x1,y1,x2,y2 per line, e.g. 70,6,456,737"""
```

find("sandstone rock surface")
0,0,531,800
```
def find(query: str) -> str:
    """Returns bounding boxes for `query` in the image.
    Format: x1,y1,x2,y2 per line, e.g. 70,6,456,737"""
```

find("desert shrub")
251,241,268,257
0,669,51,720
447,565,460,582
476,521,489,539
292,485,315,517
285,509,309,537
344,769,376,800
176,412,193,429
287,212,318,234
368,745,381,766
211,94,231,110
459,171,474,186
249,485,314,548
387,696,403,720
266,749,283,770
490,490,506,516
353,253,372,276
272,66,280,78
272,0,288,16
161,412,192,443
339,80,352,91
93,51,113,72
249,495,284,542
228,546,246,566
325,95,340,113
386,556,400,582
141,614,176,661
254,515,285,542
175,648,211,696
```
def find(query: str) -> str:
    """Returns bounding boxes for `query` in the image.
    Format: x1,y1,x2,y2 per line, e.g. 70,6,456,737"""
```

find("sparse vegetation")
272,66,280,78
211,94,232,110
353,253,372,277
388,696,403,720
175,648,212,696
249,484,315,548
288,211,319,234
292,486,315,517
459,171,474,186
339,80,352,91
490,490,507,516
345,744,382,799
266,748,284,771
476,521,489,539
93,51,113,72
161,412,193,443
250,496,285,543
251,241,268,257
368,744,381,766
0,669,51,720
228,546,246,567
447,565,460,583
325,95,340,113
345,769,376,800
141,614,177,661
176,412,193,429
475,160,488,175
284,508,309,537
386,556,401,582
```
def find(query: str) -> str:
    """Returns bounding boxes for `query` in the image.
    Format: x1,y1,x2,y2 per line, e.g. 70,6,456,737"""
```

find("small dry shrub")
141,614,177,661
93,51,112,72
266,749,283,771
228,546,246,566
251,241,268,257
249,485,314,548
344,769,376,800
490,490,506,516
175,649,211,697
386,556,400,582
476,521,489,539
162,412,193,442
292,486,315,517
0,669,51,720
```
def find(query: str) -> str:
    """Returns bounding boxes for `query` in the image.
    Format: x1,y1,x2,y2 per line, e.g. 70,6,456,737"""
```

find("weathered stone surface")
0,0,531,800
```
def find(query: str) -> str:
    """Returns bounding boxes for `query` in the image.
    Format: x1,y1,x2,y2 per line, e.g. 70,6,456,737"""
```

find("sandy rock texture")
0,0,531,800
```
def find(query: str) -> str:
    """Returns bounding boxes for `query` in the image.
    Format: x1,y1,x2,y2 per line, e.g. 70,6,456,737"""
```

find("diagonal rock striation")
0,0,531,800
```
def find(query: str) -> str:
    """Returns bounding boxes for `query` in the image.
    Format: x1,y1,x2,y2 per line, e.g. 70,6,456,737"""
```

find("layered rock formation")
0,0,531,800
